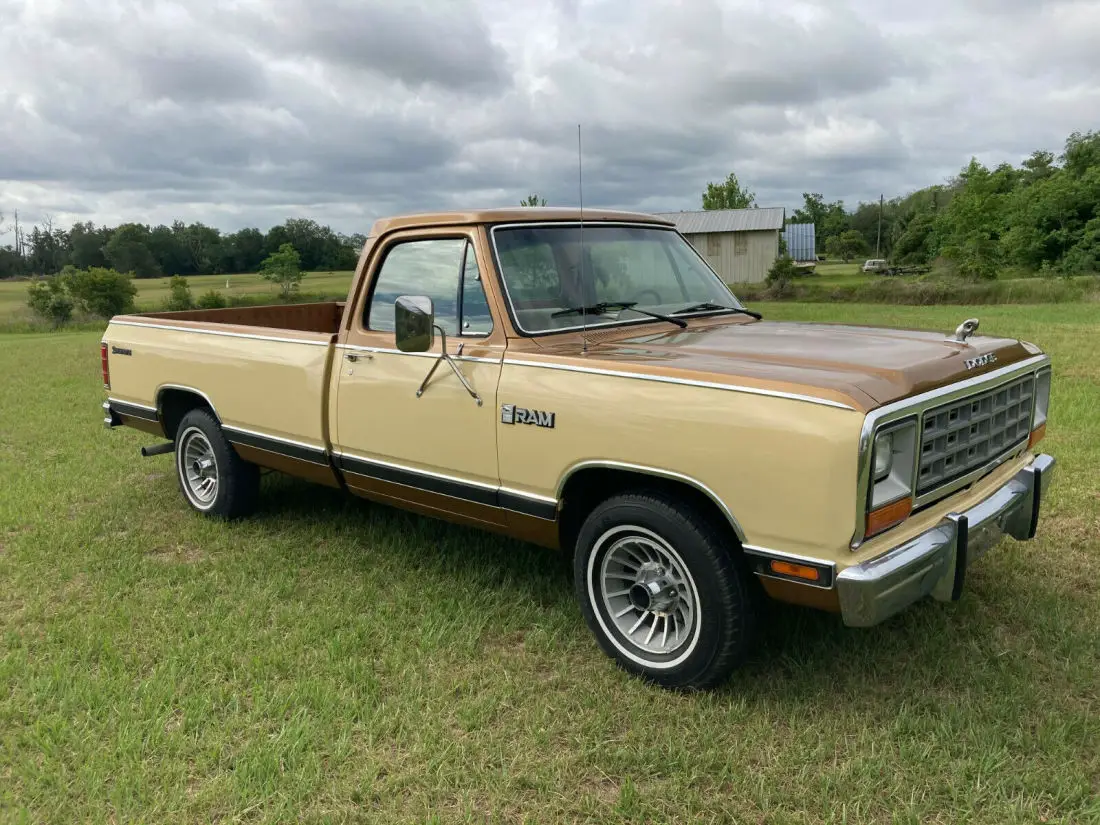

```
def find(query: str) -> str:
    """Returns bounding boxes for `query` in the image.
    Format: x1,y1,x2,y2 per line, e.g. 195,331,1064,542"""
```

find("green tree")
520,194,547,207
1061,130,1100,178
259,243,304,298
104,223,160,278
265,218,348,271
825,230,869,263
941,231,1001,280
932,158,1016,278
790,192,848,252
892,210,937,264
1061,216,1100,274
69,222,111,270
148,223,189,275
702,173,756,210
27,219,69,275
165,275,194,311
176,221,223,275
1020,150,1057,184
223,227,267,273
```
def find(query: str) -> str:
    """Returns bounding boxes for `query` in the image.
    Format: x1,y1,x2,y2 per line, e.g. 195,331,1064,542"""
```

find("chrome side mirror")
394,295,434,353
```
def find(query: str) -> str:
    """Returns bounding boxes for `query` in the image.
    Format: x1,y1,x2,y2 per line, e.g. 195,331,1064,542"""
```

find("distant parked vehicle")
866,261,934,277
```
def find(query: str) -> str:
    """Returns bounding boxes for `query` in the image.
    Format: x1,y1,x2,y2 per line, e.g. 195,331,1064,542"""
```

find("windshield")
492,224,745,334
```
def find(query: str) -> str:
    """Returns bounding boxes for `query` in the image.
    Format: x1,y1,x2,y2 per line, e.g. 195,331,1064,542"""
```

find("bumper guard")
837,453,1055,627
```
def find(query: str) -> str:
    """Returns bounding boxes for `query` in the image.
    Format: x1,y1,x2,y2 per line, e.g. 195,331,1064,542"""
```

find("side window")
366,238,492,336
459,242,493,335
367,239,464,334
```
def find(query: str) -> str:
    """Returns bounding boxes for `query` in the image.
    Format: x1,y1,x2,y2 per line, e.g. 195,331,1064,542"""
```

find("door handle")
345,352,373,362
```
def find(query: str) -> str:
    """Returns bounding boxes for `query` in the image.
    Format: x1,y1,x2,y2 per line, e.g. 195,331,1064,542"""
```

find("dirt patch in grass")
483,628,528,656
580,774,621,805
147,544,208,564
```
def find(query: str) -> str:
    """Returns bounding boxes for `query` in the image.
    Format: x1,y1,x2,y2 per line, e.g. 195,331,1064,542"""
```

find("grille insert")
918,374,1034,496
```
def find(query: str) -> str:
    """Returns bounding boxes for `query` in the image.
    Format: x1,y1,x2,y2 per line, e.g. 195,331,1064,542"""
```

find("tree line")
0,216,366,280
704,129,1100,277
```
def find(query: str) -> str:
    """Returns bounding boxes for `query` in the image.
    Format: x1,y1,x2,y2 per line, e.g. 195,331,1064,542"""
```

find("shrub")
165,275,194,311
765,256,803,285
26,278,75,328
60,265,137,318
197,289,227,309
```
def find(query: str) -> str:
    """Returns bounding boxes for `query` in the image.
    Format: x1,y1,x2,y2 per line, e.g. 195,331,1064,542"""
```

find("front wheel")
573,491,758,689
174,409,259,519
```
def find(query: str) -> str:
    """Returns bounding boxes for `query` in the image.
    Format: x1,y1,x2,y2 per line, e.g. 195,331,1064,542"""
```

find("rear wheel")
573,491,758,689
174,409,259,519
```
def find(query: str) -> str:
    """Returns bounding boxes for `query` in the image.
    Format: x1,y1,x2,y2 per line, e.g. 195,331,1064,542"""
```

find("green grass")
803,261,869,287
0,271,355,325
1,305,1098,823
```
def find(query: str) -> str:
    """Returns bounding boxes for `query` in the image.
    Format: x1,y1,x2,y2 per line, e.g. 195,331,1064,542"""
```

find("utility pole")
875,194,883,258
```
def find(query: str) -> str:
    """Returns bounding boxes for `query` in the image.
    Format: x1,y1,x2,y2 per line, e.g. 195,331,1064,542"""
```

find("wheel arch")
557,461,746,552
157,384,221,440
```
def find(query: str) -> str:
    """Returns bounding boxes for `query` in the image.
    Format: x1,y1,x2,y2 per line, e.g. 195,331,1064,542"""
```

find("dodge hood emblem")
953,318,980,342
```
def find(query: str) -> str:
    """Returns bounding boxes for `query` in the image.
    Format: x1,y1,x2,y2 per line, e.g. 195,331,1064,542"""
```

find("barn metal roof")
782,222,817,261
652,207,786,234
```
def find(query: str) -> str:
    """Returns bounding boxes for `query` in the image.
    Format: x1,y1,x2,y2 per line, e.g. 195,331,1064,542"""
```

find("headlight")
1033,369,1051,429
868,420,918,512
873,431,894,481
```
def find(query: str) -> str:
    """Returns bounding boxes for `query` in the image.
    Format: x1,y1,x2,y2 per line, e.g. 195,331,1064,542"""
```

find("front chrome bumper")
837,453,1055,627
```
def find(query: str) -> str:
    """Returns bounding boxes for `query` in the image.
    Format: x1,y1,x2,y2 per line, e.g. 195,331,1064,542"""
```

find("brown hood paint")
524,318,1037,410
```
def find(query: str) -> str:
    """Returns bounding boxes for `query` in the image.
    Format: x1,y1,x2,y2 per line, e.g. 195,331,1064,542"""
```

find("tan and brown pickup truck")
101,208,1055,689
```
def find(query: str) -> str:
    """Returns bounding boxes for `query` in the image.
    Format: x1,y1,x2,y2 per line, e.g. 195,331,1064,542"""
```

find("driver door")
332,228,507,528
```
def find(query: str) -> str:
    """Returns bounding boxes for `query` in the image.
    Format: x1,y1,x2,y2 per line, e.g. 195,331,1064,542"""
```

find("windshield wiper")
674,301,762,320
550,301,687,328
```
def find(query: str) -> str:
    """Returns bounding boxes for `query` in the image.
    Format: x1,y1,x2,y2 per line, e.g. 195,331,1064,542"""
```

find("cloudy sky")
2,0,1099,234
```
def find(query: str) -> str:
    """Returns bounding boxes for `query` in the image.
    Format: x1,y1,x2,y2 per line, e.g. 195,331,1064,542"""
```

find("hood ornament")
953,318,980,342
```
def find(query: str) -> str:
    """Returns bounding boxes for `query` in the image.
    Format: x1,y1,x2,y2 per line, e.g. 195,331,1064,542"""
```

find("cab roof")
369,207,675,237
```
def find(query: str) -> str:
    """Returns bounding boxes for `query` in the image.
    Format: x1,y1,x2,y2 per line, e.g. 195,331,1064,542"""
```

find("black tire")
573,491,758,689
174,409,259,519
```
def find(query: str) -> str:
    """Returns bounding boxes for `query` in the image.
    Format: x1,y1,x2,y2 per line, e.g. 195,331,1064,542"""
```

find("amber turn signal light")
1028,422,1046,450
769,560,821,582
865,497,913,538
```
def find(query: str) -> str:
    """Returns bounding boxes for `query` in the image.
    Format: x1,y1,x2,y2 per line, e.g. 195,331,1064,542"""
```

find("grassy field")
0,271,355,324
1,304,1097,823
803,261,869,287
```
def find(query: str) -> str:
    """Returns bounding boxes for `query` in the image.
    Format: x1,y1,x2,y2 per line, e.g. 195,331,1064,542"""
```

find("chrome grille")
918,374,1035,496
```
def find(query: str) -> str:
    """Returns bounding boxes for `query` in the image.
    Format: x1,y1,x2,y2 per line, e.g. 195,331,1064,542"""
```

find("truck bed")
135,301,346,334
104,302,346,461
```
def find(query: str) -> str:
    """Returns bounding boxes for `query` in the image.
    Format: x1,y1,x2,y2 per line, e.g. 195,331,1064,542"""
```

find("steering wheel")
632,289,662,305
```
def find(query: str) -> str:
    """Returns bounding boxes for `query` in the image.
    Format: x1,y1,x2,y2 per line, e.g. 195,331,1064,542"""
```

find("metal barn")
653,208,786,284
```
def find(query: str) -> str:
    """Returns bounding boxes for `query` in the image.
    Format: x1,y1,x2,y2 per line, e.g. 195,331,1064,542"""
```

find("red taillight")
100,342,110,389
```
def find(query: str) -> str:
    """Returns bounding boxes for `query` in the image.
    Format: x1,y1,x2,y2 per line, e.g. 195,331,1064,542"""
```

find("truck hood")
543,319,1038,409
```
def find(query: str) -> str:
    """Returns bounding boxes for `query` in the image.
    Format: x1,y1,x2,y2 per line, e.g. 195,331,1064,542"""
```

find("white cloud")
0,0,1098,232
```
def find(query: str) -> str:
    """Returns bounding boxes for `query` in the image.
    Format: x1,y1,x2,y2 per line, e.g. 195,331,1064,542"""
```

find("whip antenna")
578,123,587,354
